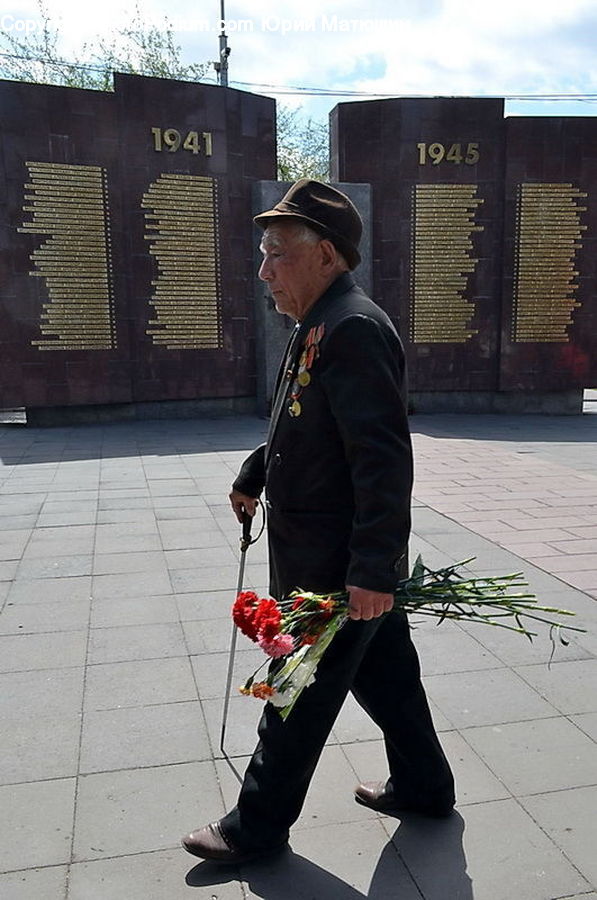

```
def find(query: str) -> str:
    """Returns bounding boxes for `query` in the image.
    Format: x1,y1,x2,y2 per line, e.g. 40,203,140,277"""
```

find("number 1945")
417,142,479,165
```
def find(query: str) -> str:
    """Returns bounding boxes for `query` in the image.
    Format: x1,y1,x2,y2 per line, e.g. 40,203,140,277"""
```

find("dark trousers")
220,611,455,850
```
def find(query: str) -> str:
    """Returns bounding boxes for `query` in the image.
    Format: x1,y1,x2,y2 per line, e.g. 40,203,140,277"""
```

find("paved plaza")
0,407,596,899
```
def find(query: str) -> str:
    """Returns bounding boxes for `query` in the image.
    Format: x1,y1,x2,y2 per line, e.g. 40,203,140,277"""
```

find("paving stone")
16,554,92,579
68,851,245,900
92,550,169,576
332,693,384,744
84,657,197,711
242,820,421,899
514,658,597,715
88,622,186,664
96,508,157,525
79,700,211,773
94,532,162,554
411,621,504,676
7,575,92,604
22,537,95,560
424,667,558,727
3,411,597,896
1,667,84,721
40,500,97,515
191,648,266,700
457,616,592,666
0,866,68,900
202,694,262,759
97,497,153,510
0,779,76,871
560,570,597,590
36,510,97,526
170,565,240,593
153,500,213,516
344,732,510,808
165,546,239,569
148,479,197,496
97,487,150,499
0,497,45,516
463,717,597,795
0,559,18,580
157,519,229,550
0,533,29,560
0,630,87,672
151,496,210,511
570,711,597,741
0,515,38,530
182,618,234,654
73,762,223,861
176,589,236,621
91,569,172,601
90,594,179,628
95,520,159,540
0,709,81,784
383,798,590,900
521,785,597,888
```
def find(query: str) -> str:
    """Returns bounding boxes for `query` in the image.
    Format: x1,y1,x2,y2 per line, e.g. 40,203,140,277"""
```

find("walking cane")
220,501,263,769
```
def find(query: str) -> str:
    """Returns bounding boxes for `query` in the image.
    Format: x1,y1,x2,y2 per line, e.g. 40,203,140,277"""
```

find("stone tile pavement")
0,411,596,899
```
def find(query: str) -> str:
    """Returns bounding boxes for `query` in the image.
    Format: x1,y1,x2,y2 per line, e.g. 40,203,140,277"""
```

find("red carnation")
254,598,282,641
232,590,261,641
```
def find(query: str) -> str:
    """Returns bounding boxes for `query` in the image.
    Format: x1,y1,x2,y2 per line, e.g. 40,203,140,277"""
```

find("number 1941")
417,142,479,165
151,128,213,156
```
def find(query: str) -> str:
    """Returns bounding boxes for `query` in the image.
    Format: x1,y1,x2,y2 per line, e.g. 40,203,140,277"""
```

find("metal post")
217,0,230,87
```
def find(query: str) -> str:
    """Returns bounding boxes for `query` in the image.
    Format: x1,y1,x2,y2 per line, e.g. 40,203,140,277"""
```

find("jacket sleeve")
319,315,412,592
232,443,266,498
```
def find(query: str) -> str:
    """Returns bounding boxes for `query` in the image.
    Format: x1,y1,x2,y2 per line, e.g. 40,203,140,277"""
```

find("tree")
0,1,209,89
0,1,329,180
276,105,329,182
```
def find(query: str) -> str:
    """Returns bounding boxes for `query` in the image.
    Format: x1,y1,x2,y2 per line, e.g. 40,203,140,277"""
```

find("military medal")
288,322,325,418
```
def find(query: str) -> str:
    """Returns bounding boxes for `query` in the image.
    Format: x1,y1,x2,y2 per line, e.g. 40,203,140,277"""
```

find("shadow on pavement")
185,812,472,899
410,413,597,443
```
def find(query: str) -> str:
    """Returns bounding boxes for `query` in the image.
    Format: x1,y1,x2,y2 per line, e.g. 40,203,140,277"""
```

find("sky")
3,0,597,123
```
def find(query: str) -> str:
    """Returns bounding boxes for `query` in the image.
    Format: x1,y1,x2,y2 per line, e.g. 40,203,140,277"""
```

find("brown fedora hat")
254,179,362,269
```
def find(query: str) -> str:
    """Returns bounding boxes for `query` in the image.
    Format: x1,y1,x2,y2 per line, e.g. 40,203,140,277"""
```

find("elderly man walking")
182,180,455,863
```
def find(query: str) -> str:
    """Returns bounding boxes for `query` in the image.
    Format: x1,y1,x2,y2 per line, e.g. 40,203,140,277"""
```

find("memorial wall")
0,73,276,410
2,83,596,416
331,98,597,405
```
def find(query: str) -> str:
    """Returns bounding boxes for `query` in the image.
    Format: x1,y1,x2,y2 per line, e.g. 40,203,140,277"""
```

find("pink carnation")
258,632,295,658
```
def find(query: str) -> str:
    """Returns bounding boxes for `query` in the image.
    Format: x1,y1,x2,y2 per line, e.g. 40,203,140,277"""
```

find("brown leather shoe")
354,781,454,818
181,821,287,864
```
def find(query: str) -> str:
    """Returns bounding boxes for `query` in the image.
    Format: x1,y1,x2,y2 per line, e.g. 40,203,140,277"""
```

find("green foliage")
0,2,328,179
276,105,330,182
0,0,209,89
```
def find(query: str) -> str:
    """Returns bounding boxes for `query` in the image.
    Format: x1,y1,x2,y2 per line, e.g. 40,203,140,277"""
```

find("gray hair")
261,221,348,267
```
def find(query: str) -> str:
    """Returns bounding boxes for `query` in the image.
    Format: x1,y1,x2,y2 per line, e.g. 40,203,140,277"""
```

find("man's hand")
346,585,394,621
229,489,257,524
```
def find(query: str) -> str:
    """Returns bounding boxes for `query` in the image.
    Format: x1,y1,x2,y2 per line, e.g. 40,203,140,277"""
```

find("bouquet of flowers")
232,555,584,721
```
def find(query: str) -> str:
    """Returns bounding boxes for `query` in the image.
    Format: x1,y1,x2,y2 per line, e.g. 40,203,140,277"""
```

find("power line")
2,50,597,102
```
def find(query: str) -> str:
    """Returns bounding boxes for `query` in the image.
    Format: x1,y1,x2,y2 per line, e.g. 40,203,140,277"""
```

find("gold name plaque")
142,174,223,350
18,162,116,351
512,183,587,343
410,184,484,343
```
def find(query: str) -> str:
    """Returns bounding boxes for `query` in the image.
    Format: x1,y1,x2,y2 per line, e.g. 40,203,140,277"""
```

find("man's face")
258,223,324,321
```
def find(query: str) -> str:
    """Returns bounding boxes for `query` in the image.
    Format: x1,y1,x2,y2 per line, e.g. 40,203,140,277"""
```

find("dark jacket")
234,272,412,599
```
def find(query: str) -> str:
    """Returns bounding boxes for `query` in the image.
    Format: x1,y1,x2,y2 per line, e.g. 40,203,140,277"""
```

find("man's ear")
318,238,339,270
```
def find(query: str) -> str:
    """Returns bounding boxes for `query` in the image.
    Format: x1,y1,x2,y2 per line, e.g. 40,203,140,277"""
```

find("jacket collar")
297,271,356,336
265,272,356,462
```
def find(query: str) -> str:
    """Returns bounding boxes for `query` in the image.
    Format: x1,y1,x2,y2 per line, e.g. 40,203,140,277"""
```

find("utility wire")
2,49,597,101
